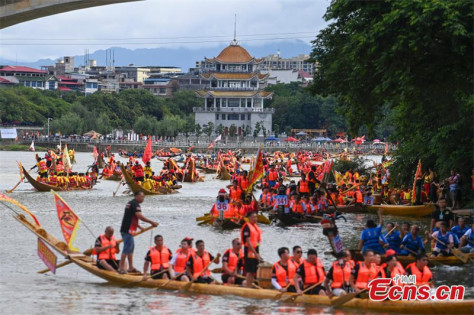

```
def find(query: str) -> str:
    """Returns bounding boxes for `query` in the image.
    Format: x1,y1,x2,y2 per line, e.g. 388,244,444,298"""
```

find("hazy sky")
0,0,329,62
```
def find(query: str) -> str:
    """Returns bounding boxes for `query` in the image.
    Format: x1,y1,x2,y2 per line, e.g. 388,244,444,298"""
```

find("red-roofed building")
0,65,57,90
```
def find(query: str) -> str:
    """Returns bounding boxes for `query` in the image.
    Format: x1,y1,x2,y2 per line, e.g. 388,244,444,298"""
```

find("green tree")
134,115,154,135
244,125,252,137
309,0,473,204
49,112,83,135
273,124,280,138
216,124,225,136
195,123,202,138
96,112,113,135
203,121,215,141
261,121,267,138
254,121,261,139
229,124,237,137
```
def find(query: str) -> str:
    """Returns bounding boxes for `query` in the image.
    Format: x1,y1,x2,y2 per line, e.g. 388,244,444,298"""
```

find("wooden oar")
38,225,156,273
432,235,469,263
331,288,369,307
282,280,324,302
196,214,211,221
274,283,293,299
6,169,30,193
113,179,123,196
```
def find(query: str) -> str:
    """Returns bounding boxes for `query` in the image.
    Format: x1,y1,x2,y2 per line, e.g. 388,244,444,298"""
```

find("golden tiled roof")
200,72,269,80
215,44,253,63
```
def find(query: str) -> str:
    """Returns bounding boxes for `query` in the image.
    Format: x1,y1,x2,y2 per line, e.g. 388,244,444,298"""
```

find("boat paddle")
274,283,293,299
431,236,469,263
113,179,124,196
282,280,324,302
38,225,156,274
6,169,30,193
331,288,369,307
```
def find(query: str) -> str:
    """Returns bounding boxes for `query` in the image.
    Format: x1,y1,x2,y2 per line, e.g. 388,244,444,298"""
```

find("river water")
0,151,472,314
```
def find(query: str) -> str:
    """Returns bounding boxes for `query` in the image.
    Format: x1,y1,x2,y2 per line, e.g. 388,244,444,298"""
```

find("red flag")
411,160,422,203
207,142,214,149
142,137,152,164
246,146,264,193
52,191,80,250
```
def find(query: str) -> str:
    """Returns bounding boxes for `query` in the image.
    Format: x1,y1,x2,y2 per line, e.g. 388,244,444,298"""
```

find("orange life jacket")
223,248,243,273
38,160,48,173
174,249,190,273
406,263,432,286
98,234,117,260
299,180,309,193
191,251,211,278
241,222,262,259
149,246,171,271
268,170,278,181
273,261,296,287
302,260,322,285
292,201,305,214
331,261,352,288
230,187,242,201
56,163,64,173
49,175,57,186
354,262,377,289
379,265,405,286
355,191,363,203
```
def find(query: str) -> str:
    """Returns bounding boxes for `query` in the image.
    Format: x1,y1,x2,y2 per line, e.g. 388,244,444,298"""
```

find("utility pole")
47,117,53,139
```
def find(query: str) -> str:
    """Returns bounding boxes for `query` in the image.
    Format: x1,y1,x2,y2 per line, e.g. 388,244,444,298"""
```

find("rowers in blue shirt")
400,225,425,256
359,209,385,254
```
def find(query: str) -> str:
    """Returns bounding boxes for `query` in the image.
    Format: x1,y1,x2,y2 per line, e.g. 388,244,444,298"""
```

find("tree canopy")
309,0,473,201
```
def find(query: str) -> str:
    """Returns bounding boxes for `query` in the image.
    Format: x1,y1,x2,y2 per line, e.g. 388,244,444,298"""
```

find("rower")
384,222,402,253
290,246,303,267
94,226,120,271
358,209,385,254
186,240,220,284
405,253,434,288
430,198,454,232
229,180,243,202
428,222,454,256
343,249,355,268
267,165,278,188
400,222,411,239
30,156,49,178
272,247,297,293
170,237,193,282
380,255,405,286
324,251,352,297
349,250,377,293
142,235,173,281
460,223,474,253
294,249,327,296
400,225,425,256
221,238,245,285
297,174,310,197
241,211,262,288
451,217,469,248
144,161,153,178
210,189,230,220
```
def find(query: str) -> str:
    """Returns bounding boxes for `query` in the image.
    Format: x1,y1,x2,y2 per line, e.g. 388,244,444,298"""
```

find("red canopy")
333,138,348,143
284,137,299,142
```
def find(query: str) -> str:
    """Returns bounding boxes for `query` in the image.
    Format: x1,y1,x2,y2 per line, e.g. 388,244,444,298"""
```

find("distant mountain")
0,40,312,71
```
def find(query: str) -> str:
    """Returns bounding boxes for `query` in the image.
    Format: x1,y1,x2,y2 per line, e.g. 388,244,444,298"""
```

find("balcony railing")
193,107,275,113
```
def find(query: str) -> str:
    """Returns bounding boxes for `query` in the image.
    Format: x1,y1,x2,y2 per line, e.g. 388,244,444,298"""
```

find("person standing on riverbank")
118,191,158,274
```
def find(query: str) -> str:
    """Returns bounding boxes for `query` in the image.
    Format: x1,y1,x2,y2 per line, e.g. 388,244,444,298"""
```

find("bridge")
1,0,141,29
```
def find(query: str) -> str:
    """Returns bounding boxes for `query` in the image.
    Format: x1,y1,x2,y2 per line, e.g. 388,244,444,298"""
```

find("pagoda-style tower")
193,40,274,136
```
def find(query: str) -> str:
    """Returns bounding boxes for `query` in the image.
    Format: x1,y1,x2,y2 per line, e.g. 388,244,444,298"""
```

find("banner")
52,191,80,250
37,238,57,274
62,144,72,174
411,160,422,203
246,146,264,193
142,137,152,164
0,128,17,139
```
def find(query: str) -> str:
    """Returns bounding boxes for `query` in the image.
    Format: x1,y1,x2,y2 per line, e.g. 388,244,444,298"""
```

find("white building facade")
193,42,274,136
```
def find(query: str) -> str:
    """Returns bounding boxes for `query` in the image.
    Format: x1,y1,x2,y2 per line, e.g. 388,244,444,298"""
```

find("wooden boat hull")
103,174,122,181
218,166,231,181
22,166,92,192
270,213,322,227
347,249,474,267
13,212,474,314
120,165,177,195
212,218,242,230
366,204,435,217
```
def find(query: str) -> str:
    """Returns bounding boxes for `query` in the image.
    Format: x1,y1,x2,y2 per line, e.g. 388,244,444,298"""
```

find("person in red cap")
380,249,406,274
210,189,230,219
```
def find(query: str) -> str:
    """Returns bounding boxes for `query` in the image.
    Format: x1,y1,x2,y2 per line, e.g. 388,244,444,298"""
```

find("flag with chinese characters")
411,160,422,203
318,160,334,183
52,191,80,251
246,146,263,193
